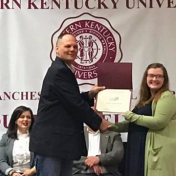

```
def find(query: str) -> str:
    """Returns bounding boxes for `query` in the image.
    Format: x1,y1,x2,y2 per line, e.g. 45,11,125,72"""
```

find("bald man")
29,34,109,176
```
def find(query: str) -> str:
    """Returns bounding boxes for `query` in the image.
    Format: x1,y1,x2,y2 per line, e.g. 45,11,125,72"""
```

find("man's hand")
99,118,110,132
88,85,105,100
85,156,100,167
91,103,109,132
9,172,21,176
92,165,103,175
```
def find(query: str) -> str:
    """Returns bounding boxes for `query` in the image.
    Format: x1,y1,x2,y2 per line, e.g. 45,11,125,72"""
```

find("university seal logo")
50,13,123,90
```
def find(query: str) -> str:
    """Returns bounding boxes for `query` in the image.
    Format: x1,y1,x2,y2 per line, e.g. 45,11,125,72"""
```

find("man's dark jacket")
29,57,102,160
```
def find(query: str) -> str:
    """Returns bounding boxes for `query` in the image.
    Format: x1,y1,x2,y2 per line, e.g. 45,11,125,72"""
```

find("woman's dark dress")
125,104,152,176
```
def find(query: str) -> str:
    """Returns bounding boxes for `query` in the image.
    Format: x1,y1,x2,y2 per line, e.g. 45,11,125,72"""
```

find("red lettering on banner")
84,21,116,52
65,0,69,9
0,0,21,9
50,0,60,9
21,92,29,100
0,0,10,9
75,0,83,9
111,0,120,8
149,0,154,7
75,70,98,79
126,0,176,8
126,0,135,9
28,0,61,9
167,0,176,7
12,92,20,100
65,22,82,33
85,0,95,9
0,91,40,100
0,115,8,128
13,0,21,9
4,92,10,100
41,0,49,9
30,91,38,100
26,0,121,10
28,0,38,9
0,116,7,128
138,0,147,7
155,0,165,7
98,0,108,9
0,0,175,9
38,91,41,97
3,115,8,128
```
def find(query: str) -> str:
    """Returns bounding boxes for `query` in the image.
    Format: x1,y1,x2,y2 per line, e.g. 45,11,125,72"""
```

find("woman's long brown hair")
136,63,169,108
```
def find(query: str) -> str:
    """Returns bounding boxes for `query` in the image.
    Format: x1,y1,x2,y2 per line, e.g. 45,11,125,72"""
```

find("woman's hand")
21,168,36,176
122,111,133,121
121,113,125,117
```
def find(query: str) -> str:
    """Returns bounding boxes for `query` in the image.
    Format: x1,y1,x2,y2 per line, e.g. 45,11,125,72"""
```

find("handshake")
91,106,111,133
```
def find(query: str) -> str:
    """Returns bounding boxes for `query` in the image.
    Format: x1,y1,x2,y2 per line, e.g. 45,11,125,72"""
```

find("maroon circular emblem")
60,20,117,80
50,13,122,86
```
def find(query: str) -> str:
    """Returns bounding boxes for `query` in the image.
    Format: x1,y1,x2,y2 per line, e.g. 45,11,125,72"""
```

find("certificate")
96,89,131,113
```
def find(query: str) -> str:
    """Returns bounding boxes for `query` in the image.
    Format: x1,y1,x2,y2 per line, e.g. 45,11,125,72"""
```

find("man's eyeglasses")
147,74,164,79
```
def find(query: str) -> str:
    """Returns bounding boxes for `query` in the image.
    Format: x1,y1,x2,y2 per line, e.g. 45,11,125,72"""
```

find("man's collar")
65,63,75,73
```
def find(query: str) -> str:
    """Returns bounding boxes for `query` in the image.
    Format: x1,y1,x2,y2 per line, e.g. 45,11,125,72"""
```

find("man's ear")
56,45,59,52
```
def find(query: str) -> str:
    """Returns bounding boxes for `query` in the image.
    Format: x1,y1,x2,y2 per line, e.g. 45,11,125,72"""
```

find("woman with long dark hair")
110,63,176,176
0,106,36,176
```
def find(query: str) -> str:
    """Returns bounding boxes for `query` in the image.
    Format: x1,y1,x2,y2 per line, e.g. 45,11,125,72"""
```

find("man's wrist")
11,171,16,176
95,156,100,164
88,91,94,100
8,170,16,176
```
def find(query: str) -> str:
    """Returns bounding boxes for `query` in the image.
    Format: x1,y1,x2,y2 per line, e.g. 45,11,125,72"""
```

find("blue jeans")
36,155,73,176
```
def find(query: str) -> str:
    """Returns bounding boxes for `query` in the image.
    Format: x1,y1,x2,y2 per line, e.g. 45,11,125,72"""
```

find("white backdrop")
0,0,176,140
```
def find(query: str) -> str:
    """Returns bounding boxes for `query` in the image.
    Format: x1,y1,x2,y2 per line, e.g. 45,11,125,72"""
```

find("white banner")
1,0,176,140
